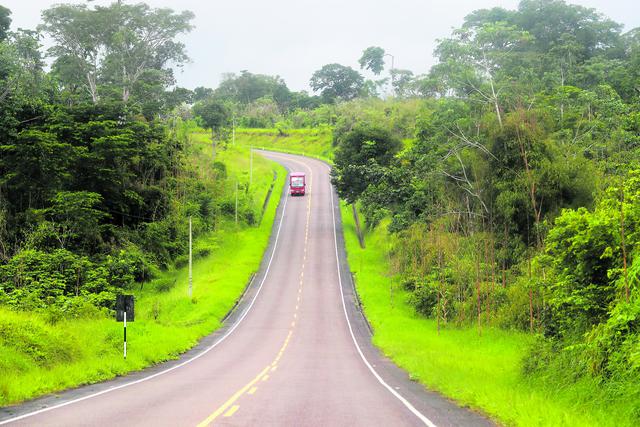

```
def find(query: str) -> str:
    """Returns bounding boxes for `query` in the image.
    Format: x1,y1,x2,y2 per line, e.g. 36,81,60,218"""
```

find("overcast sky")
2,0,638,92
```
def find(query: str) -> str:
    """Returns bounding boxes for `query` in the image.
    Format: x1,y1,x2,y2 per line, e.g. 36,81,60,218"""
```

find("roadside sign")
116,295,134,322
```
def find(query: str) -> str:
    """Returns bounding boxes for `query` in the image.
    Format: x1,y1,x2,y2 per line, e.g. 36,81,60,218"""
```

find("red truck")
289,172,306,196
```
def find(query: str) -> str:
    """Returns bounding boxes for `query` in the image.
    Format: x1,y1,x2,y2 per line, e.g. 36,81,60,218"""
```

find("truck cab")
289,172,306,196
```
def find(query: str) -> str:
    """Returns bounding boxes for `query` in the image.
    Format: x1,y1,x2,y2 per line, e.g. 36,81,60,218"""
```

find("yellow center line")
196,365,270,427
223,405,240,417
196,156,315,427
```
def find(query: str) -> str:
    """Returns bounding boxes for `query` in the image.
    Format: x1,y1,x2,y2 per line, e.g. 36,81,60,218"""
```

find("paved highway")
0,152,492,427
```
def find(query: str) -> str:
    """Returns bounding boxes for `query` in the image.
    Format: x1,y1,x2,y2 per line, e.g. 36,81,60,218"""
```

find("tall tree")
332,123,401,204
192,99,230,161
41,4,106,103
310,63,364,103
0,5,11,41
41,2,194,105
359,46,386,75
101,2,194,103
432,21,533,128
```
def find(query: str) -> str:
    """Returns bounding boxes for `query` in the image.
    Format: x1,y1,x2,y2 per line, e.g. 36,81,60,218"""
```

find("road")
0,152,492,427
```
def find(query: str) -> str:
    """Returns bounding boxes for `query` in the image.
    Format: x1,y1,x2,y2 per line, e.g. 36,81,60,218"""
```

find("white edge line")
268,150,436,426
0,173,291,426
323,160,437,427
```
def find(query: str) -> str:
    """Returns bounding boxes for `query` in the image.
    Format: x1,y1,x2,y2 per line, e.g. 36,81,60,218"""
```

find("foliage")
359,46,386,75
0,6,10,41
310,63,365,103
332,123,401,204
40,2,194,106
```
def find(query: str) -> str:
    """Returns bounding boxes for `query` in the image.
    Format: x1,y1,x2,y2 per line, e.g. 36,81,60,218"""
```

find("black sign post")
116,295,134,359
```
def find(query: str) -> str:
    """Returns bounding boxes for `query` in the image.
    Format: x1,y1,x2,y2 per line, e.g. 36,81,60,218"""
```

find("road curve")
0,152,493,427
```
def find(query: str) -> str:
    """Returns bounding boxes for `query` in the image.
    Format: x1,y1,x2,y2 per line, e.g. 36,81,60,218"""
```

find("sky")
2,0,639,92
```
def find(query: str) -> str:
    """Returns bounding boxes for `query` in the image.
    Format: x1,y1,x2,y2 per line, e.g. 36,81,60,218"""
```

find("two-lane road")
1,152,492,427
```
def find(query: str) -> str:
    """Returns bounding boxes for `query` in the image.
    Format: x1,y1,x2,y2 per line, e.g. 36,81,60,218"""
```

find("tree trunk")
352,204,366,249
86,72,99,104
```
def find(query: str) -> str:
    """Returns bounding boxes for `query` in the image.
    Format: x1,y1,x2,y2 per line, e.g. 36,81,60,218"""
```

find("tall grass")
0,144,286,406
234,127,334,162
340,202,629,426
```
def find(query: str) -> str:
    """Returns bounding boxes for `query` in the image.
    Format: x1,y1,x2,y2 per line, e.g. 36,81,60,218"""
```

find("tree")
100,2,194,103
32,191,108,253
41,4,107,103
0,5,11,41
332,123,401,204
359,46,386,75
214,71,292,111
193,86,214,102
390,69,416,98
0,130,77,211
432,21,533,128
310,63,364,103
192,99,230,160
40,2,194,105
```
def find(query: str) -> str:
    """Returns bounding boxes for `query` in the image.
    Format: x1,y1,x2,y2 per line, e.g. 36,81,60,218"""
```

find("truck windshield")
291,177,304,187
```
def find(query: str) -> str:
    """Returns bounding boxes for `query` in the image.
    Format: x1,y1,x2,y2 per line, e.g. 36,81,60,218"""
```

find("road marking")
195,159,311,427
0,173,293,427
224,405,239,417
196,366,270,427
327,174,437,427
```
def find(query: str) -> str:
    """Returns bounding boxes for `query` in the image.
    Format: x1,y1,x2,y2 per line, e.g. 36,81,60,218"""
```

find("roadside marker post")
116,295,134,359
124,311,127,359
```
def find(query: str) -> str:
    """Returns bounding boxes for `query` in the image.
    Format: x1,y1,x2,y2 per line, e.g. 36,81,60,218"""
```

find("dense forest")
192,0,640,414
0,2,255,317
324,0,640,411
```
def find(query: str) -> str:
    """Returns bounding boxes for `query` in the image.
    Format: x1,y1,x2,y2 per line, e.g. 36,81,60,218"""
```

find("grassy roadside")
234,127,334,162
0,143,286,406
340,203,621,427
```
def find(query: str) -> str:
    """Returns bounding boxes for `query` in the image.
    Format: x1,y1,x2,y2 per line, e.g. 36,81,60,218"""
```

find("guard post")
116,295,135,359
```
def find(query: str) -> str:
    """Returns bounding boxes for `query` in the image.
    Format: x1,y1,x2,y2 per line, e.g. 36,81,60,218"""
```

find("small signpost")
116,295,134,359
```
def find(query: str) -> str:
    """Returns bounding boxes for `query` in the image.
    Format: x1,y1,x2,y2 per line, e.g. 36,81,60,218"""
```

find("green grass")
340,203,626,427
0,142,286,407
234,127,334,162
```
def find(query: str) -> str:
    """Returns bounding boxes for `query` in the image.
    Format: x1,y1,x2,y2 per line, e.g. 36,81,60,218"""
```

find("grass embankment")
0,142,286,406
234,127,334,162
340,203,623,427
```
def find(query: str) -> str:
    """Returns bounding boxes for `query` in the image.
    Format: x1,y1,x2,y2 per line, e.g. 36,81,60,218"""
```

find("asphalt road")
0,152,493,427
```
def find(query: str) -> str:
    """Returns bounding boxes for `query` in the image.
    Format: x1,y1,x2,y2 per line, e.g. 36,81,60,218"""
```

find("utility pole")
232,114,236,146
188,216,193,298
249,148,253,188
235,181,239,224
384,53,395,97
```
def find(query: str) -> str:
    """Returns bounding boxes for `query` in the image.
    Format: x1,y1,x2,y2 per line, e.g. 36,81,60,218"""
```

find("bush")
408,280,439,316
